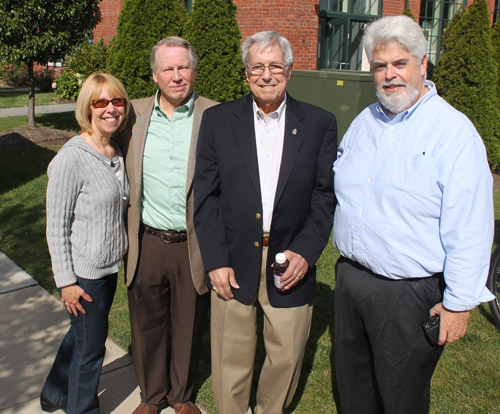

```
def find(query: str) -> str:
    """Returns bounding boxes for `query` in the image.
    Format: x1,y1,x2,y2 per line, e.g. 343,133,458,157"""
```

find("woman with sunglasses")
40,73,130,414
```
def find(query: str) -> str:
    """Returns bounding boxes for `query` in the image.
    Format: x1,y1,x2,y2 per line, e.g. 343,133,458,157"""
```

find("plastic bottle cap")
275,253,287,264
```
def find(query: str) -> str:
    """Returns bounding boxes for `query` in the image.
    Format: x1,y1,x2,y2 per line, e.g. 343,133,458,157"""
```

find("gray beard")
376,81,420,114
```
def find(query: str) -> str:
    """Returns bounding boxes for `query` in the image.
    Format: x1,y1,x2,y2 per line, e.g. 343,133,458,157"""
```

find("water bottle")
273,252,289,292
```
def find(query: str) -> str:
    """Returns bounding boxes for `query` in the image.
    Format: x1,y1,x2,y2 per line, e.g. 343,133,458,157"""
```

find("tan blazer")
115,93,218,294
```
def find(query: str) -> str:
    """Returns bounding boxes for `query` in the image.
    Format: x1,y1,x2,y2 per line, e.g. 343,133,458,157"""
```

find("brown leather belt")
144,225,187,243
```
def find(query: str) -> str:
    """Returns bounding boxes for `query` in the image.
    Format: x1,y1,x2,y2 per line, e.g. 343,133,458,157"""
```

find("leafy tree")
0,0,101,127
183,0,247,102
433,0,500,169
107,0,187,99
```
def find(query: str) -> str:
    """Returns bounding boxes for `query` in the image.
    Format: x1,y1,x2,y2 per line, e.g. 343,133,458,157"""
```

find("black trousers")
334,257,444,414
128,225,209,408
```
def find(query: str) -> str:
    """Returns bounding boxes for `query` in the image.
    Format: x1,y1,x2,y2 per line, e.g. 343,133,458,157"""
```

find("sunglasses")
91,98,127,108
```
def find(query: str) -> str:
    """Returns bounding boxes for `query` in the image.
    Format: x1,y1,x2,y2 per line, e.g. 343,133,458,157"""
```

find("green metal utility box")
287,69,377,140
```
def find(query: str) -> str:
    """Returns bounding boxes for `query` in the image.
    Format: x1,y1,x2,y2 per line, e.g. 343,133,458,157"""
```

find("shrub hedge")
183,0,247,102
433,0,500,170
107,0,188,99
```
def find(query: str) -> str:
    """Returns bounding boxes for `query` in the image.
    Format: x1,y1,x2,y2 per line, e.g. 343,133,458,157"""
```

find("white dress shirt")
253,96,287,233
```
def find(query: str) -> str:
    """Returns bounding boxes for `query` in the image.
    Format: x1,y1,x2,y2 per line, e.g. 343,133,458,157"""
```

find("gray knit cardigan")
46,136,130,287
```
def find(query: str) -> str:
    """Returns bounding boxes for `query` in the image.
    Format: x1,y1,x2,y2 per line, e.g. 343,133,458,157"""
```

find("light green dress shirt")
141,91,195,231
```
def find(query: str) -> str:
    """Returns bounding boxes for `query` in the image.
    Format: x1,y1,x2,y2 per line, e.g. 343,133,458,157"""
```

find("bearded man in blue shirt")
332,15,494,414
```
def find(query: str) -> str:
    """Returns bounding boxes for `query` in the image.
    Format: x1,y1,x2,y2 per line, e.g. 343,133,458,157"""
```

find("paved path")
0,103,76,118
0,251,204,414
0,88,76,118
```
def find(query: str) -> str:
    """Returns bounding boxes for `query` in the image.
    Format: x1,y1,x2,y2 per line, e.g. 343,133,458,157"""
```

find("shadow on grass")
36,112,79,132
0,146,57,293
477,303,499,331
0,200,54,291
494,220,500,245
285,281,339,413
0,145,58,196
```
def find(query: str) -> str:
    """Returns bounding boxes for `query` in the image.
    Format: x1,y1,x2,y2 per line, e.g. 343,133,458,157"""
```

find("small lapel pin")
292,128,297,135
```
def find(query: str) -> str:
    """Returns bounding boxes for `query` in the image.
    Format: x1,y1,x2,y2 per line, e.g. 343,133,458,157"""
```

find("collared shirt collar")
377,80,437,124
252,94,287,123
154,90,195,119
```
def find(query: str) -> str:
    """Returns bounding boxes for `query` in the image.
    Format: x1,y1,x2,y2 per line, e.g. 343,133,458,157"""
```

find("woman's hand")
61,284,93,316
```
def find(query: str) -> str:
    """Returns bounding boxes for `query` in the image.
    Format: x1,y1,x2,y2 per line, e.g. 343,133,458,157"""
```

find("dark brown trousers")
128,225,209,408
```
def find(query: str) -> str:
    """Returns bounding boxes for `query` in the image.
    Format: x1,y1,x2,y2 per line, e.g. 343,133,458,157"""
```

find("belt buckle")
160,231,172,243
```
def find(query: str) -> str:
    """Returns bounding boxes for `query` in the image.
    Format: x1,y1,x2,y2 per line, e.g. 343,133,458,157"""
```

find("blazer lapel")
132,104,154,205
233,94,262,201
274,95,306,207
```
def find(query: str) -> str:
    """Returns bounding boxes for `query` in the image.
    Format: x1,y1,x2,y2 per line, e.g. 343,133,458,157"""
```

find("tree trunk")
27,62,36,128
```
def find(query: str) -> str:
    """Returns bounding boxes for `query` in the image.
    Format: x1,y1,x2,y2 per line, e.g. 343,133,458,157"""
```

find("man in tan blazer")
115,37,217,414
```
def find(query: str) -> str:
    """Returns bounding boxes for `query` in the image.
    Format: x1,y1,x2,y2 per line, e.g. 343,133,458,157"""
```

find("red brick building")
93,0,498,71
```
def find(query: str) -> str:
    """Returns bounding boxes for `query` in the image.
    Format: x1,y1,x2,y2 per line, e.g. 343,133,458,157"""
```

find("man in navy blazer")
194,31,337,414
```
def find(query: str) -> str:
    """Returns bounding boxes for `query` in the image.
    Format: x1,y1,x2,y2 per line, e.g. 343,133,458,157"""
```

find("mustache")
379,81,407,88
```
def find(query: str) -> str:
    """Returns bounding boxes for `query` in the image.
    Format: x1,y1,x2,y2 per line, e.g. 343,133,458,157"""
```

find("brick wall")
382,0,406,17
233,0,320,70
93,0,500,69
94,0,320,70
93,0,123,44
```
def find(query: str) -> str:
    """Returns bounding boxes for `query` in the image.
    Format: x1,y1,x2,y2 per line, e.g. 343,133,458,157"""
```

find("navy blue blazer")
194,93,337,307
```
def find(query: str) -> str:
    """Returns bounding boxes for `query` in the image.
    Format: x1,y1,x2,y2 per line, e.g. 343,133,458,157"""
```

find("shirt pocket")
390,152,435,195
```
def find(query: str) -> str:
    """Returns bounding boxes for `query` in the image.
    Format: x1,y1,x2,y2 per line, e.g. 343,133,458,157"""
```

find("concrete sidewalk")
0,103,76,118
0,252,197,414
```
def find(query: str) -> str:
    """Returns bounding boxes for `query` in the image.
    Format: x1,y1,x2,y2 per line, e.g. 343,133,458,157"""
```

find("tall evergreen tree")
402,8,416,21
183,0,247,102
107,0,187,99
433,0,500,169
491,19,500,98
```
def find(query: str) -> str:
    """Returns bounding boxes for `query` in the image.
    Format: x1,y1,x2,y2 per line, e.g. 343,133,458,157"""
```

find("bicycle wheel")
487,246,500,329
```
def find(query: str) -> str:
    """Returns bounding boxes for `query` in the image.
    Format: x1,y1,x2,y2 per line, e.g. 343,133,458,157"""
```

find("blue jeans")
42,274,117,414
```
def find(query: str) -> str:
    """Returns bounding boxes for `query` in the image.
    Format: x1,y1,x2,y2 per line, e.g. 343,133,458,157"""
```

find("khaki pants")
210,246,313,414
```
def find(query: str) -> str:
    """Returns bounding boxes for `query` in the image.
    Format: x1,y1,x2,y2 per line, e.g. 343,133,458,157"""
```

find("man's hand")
280,250,309,290
208,266,239,301
61,284,93,317
429,302,470,346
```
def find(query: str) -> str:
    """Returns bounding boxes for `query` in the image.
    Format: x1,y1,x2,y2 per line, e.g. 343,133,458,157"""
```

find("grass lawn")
0,144,498,413
0,112,80,133
0,91,61,109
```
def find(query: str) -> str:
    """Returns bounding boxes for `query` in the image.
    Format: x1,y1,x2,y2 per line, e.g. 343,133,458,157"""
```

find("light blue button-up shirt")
333,81,494,311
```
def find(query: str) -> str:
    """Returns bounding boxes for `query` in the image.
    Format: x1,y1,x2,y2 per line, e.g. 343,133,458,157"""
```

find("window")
317,0,381,70
181,0,193,12
419,0,467,65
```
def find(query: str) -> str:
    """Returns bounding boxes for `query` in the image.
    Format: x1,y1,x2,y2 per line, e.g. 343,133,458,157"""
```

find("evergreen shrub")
433,0,500,170
65,39,110,78
54,39,110,100
107,0,187,99
183,0,247,102
402,8,416,21
55,70,83,100
491,19,500,97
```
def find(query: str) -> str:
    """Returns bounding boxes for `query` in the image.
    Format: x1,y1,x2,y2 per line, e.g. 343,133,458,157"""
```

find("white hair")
363,15,427,64
241,31,293,66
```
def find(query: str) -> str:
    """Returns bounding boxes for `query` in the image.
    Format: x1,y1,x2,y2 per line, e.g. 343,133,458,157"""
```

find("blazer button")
254,241,260,247
256,213,261,219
